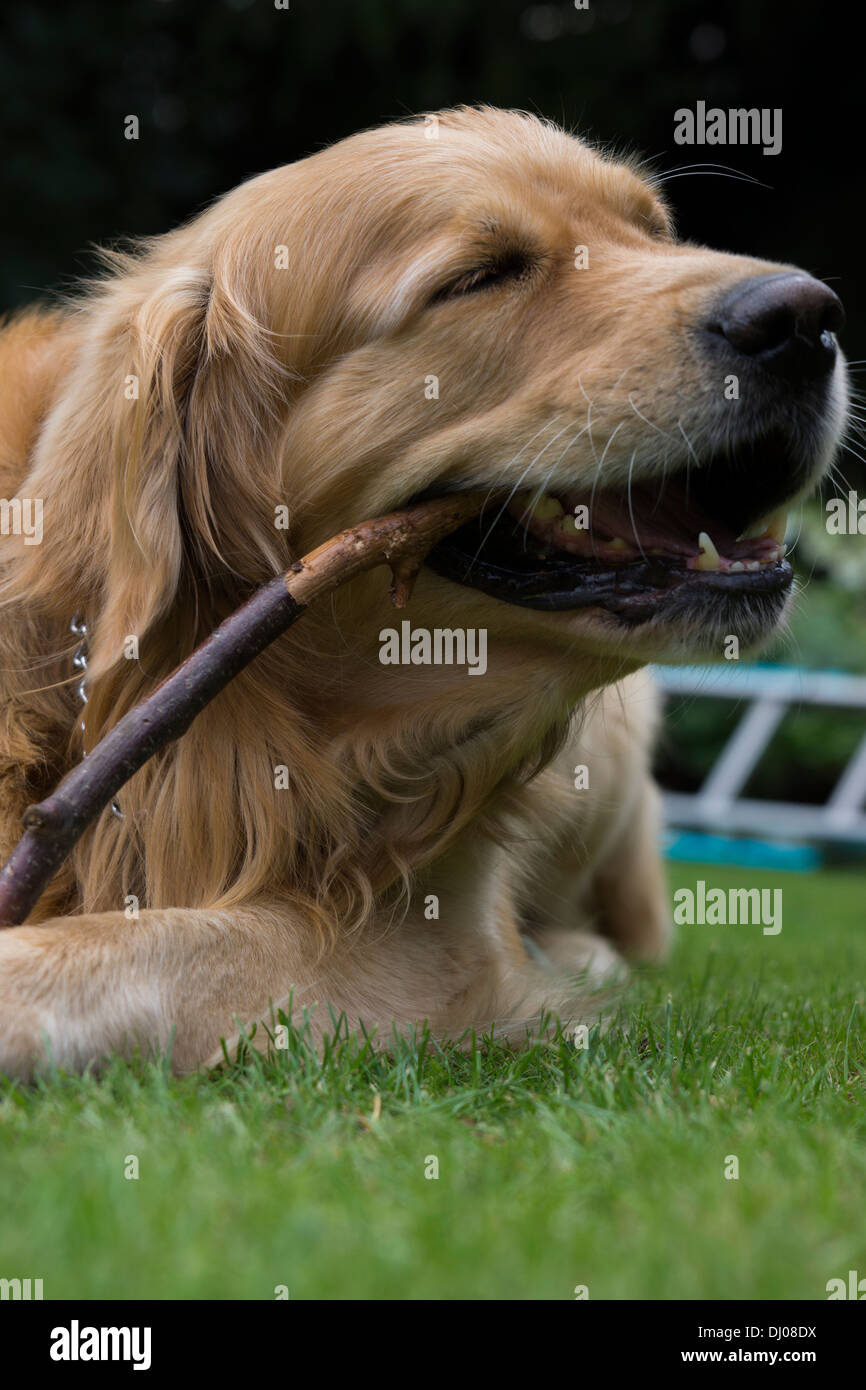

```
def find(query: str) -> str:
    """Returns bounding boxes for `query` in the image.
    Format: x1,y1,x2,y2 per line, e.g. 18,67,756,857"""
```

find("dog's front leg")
0,905,315,1079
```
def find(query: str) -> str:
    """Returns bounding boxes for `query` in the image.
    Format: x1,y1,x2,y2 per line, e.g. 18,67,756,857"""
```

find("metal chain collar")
70,613,123,821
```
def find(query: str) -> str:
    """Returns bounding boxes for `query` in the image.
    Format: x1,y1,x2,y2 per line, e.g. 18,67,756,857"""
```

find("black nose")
709,272,844,380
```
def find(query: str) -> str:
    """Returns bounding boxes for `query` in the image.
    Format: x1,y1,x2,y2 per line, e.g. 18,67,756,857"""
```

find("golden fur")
0,108,845,1075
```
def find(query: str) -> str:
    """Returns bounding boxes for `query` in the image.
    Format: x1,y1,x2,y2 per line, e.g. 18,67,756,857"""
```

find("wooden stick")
0,491,487,928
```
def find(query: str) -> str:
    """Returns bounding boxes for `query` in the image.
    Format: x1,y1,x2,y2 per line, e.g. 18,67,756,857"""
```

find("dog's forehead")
349,111,668,237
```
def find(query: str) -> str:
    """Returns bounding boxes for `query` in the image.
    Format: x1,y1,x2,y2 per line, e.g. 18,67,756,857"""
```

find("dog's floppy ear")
22,243,291,671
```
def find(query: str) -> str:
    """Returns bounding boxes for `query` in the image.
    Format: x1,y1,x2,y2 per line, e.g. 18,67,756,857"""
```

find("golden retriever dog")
0,108,846,1077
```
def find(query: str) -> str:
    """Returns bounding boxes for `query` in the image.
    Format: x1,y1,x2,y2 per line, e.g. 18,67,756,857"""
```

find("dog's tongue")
505,484,787,572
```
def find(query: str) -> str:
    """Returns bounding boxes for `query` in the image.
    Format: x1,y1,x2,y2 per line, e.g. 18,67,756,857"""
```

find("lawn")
1,863,864,1301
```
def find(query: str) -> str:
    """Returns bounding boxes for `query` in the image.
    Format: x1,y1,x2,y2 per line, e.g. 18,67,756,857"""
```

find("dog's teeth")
609,537,629,551
729,561,745,572
780,543,787,557
738,509,789,543
695,531,721,571
530,494,565,520
746,561,760,571
767,509,788,544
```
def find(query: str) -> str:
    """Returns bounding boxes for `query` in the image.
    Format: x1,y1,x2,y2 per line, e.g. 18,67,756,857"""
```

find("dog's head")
27,107,845,686
263,106,845,670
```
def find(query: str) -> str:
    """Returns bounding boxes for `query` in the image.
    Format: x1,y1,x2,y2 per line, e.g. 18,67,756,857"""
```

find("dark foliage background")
1,0,863,812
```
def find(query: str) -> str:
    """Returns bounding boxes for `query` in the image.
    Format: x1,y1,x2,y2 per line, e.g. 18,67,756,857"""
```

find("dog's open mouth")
425,429,803,623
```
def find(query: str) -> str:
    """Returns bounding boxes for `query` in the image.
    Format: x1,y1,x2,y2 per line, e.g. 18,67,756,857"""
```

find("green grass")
1,863,864,1301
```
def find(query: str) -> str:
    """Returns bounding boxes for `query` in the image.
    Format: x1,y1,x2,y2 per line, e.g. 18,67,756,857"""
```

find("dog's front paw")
0,930,60,1080
529,928,627,987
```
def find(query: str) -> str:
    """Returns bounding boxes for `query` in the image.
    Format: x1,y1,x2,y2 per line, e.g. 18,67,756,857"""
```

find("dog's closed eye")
429,245,536,305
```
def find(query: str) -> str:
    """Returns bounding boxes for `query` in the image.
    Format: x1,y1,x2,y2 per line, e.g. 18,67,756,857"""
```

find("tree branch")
0,491,486,928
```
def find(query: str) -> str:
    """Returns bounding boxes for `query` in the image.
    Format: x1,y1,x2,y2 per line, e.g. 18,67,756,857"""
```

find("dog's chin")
572,581,795,665
421,421,830,659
